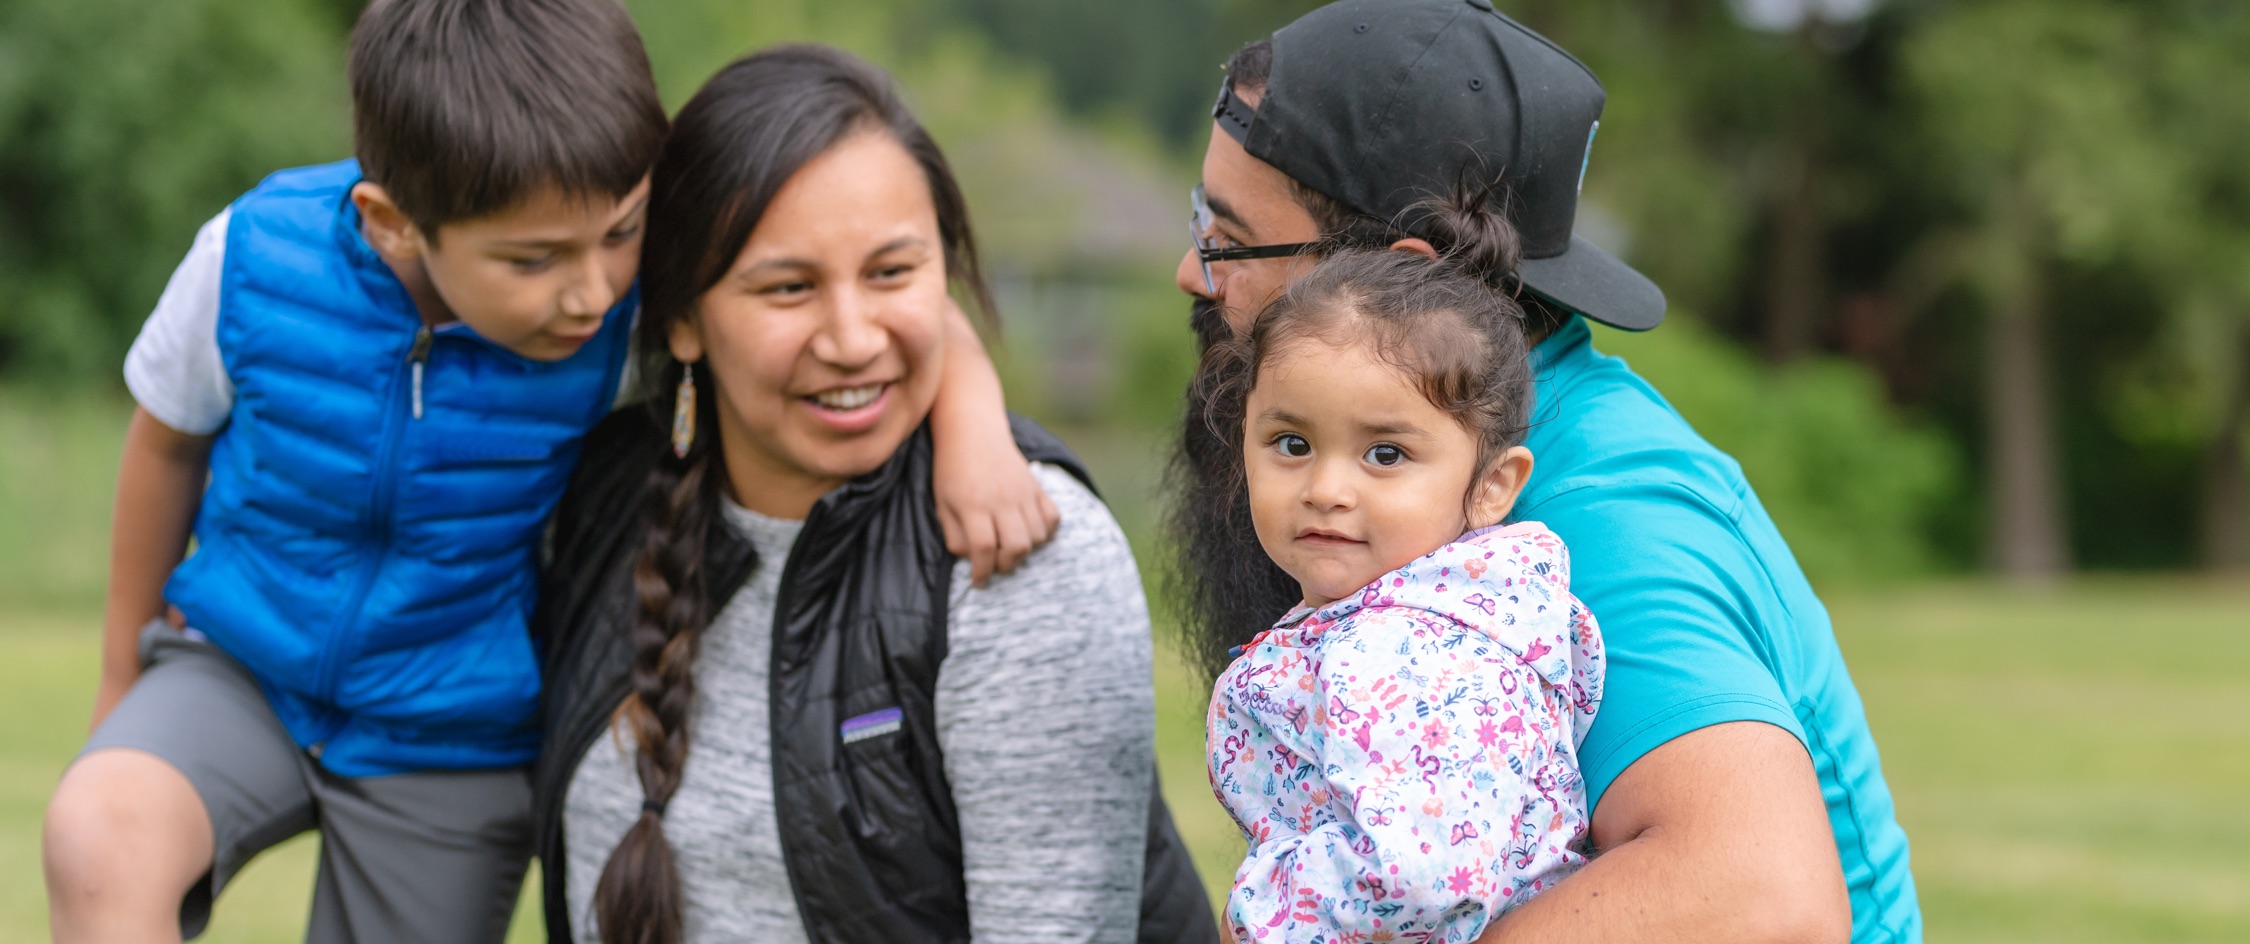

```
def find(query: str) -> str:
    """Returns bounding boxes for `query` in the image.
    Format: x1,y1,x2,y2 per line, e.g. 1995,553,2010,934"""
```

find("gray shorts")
81,622,532,942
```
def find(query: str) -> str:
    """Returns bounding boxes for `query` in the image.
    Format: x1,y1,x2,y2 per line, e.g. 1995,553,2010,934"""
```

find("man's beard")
1161,298,1304,680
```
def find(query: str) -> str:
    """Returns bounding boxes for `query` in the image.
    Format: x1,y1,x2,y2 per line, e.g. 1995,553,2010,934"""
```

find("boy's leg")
44,624,318,942
304,764,534,944
44,751,209,943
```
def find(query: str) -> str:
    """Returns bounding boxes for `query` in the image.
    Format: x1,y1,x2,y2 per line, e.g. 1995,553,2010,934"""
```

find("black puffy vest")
532,407,1217,943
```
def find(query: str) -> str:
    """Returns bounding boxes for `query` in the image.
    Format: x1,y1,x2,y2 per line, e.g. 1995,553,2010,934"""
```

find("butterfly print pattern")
1207,523,1605,943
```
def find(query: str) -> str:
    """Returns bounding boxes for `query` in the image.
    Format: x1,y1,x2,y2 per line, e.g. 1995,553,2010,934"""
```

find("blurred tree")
2131,0,2250,570
1905,0,2213,580
0,0,350,382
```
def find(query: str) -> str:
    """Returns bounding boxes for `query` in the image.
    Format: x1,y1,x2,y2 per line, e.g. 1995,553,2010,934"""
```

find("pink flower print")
1448,866,1477,894
1420,721,1450,751
1464,557,1487,579
1478,719,1500,747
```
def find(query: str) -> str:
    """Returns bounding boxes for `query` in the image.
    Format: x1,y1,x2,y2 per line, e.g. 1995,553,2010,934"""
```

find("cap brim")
1517,235,1665,331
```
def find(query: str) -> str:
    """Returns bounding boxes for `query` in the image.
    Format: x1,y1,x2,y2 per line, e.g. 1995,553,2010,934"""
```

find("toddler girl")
1202,238,1605,943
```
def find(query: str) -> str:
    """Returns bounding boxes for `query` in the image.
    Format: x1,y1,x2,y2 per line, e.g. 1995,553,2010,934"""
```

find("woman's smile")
802,381,894,432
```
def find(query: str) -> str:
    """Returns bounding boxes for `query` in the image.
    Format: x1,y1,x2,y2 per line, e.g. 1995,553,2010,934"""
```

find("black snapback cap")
1215,0,1665,330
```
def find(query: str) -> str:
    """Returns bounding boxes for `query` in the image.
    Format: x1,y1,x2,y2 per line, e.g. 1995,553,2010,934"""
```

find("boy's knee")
45,750,210,895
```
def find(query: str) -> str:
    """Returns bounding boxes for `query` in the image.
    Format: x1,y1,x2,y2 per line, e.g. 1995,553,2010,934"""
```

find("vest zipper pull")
409,326,433,420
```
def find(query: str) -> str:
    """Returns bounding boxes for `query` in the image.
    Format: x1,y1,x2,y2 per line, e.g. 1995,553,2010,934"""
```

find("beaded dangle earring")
671,363,698,459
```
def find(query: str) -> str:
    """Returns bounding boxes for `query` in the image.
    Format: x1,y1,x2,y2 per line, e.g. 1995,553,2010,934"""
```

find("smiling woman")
669,130,952,519
527,44,1216,944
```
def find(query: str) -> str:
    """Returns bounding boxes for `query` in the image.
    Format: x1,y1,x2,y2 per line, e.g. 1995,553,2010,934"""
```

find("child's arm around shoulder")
93,409,212,730
930,300,1059,587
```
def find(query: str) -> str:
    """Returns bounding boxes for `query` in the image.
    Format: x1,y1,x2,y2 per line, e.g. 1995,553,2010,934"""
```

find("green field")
5,394,2248,941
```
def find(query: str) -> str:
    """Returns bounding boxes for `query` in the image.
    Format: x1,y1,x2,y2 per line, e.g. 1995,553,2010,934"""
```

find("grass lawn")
5,395,2247,941
5,585,2247,941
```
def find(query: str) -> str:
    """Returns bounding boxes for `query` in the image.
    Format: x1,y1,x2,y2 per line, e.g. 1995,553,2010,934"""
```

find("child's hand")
935,438,1061,588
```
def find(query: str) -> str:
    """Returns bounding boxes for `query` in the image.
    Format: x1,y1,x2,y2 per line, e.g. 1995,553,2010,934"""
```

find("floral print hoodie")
1207,522,1605,943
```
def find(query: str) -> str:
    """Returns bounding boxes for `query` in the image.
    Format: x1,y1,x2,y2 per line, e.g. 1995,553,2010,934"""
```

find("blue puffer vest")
166,160,634,776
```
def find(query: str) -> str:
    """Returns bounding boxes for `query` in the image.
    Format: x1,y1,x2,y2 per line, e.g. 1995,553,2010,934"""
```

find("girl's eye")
760,279,813,298
870,263,914,283
1365,443,1406,467
1275,434,1311,458
604,225,641,245
510,255,557,274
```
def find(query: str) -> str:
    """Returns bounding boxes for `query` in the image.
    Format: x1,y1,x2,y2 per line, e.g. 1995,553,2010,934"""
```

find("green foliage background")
2,2,2249,940
5,0,2243,580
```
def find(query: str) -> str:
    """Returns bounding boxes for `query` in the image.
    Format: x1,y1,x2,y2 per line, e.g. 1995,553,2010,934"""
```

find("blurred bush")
1592,318,1962,583
0,0,350,381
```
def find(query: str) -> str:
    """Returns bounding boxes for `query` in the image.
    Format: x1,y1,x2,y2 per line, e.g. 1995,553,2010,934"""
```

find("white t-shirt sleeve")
123,208,235,435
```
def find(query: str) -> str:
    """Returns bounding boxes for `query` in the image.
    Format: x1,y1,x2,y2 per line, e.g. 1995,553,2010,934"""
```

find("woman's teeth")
810,384,884,411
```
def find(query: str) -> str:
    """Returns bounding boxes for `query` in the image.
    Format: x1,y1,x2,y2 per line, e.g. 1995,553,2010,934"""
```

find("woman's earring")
671,365,697,459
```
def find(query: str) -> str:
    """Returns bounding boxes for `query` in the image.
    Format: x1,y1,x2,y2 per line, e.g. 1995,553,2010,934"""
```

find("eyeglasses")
1189,185,1321,295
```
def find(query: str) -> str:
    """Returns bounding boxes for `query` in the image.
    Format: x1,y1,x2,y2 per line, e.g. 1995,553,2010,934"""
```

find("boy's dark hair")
348,0,667,234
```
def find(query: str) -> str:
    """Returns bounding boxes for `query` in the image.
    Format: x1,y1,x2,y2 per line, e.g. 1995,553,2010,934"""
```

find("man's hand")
1475,721,1852,944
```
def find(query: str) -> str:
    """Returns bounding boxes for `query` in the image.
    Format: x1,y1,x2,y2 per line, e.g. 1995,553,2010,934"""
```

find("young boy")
41,2,1050,941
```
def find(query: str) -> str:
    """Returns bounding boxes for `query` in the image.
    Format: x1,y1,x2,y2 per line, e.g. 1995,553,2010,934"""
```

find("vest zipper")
409,326,432,419
312,327,424,712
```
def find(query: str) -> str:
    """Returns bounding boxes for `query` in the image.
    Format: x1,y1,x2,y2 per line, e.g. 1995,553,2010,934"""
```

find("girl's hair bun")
1404,175,1523,291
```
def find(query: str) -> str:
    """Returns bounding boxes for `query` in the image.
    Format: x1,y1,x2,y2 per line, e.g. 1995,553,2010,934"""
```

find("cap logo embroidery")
1579,120,1600,196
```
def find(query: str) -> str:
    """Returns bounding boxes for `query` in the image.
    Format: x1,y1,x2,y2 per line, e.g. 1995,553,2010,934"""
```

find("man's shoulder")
1522,395,1751,540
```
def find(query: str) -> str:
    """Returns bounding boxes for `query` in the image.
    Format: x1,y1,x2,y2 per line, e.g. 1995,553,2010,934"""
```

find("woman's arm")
931,302,1060,587
1222,612,1588,944
92,408,212,730
935,465,1153,943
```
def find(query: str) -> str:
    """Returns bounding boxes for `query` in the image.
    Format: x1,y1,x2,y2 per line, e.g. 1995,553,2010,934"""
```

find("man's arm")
91,407,213,731
1475,721,1851,944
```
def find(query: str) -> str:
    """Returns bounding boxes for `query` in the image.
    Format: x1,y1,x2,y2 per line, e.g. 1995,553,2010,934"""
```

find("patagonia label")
840,707,904,744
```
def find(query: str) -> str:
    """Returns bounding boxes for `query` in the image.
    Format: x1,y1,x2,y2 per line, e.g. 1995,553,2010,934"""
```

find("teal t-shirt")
1518,318,1921,943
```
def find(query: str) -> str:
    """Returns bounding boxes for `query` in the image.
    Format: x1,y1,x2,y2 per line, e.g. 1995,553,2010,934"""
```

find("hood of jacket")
1275,522,1578,688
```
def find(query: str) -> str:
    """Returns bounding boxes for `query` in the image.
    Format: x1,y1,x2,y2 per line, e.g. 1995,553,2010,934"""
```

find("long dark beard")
1162,298,1304,680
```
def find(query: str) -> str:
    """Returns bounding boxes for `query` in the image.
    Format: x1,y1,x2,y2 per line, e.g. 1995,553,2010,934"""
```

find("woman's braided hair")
592,43,991,944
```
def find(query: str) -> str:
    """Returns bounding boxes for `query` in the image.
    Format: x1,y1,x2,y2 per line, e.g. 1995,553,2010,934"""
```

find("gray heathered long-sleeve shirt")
564,464,1155,943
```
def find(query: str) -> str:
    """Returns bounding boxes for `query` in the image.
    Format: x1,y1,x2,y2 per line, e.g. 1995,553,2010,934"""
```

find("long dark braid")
592,359,726,944
588,43,993,944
